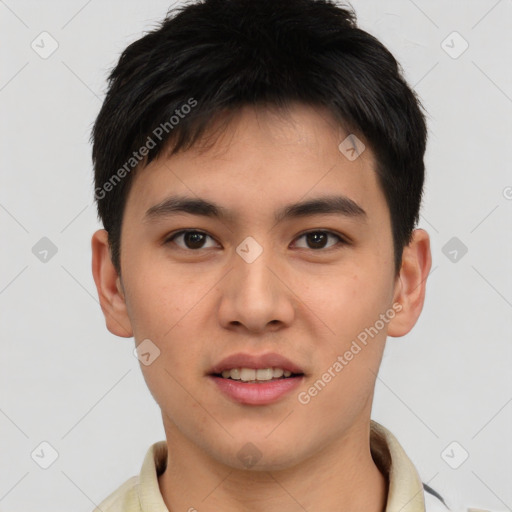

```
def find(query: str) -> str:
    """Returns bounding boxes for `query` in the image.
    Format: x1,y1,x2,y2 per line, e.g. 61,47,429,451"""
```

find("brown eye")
294,230,345,250
165,230,218,250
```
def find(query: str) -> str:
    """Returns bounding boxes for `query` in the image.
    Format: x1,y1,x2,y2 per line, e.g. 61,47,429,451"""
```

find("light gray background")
1,1,511,511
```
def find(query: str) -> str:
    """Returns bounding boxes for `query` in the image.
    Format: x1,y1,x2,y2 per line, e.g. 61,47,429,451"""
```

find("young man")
91,0,448,510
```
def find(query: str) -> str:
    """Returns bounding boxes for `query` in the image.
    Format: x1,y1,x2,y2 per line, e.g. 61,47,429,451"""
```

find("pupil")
185,232,205,249
307,232,327,249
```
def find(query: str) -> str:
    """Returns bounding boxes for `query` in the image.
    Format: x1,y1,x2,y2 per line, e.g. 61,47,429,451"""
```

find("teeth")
273,368,284,378
240,368,256,382
256,368,273,381
222,369,238,379
219,367,296,381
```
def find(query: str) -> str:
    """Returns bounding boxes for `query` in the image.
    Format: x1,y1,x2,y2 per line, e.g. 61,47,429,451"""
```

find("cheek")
123,257,196,340
123,262,211,369
128,273,204,415
298,271,389,421
299,266,391,336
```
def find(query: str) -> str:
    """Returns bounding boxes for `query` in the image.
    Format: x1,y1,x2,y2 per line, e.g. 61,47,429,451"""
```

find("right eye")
164,230,220,250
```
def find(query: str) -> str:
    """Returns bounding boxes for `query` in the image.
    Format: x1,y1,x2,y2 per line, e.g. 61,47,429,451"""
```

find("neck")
158,419,387,512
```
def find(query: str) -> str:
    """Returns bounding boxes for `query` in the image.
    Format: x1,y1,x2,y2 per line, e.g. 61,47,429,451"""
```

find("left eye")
293,230,344,250
165,230,344,251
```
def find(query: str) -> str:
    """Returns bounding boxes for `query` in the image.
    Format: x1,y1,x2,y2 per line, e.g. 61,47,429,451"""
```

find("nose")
217,243,296,334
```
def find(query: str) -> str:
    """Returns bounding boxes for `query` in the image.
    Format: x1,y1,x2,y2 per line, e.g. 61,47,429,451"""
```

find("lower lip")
209,375,304,405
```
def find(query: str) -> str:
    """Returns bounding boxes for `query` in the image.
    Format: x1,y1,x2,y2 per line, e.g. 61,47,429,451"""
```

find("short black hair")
92,0,428,276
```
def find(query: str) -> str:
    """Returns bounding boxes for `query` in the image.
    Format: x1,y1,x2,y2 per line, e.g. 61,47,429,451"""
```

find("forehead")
124,104,387,224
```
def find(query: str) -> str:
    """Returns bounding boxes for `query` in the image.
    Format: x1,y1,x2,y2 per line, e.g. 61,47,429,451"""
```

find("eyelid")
295,228,349,241
292,229,349,250
163,229,219,248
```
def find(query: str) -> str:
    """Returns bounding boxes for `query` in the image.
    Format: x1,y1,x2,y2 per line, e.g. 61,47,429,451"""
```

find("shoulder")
92,440,168,512
93,476,139,512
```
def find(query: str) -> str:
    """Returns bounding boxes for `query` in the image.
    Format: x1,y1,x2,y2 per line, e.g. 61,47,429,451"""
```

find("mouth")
208,351,306,380
207,352,306,405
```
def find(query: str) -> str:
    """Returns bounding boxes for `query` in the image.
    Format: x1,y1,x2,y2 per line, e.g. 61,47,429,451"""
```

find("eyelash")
163,229,349,252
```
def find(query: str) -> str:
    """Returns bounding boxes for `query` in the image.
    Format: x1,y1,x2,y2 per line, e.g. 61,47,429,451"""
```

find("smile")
218,367,298,382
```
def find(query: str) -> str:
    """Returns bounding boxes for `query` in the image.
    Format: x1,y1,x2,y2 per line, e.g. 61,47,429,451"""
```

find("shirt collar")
370,420,426,512
137,439,168,512
137,420,426,512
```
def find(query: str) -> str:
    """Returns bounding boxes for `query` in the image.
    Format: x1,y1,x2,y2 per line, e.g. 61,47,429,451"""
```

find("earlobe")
91,229,133,338
387,229,432,338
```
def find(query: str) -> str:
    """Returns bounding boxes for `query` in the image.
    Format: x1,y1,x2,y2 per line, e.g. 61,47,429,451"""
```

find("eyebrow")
143,194,366,224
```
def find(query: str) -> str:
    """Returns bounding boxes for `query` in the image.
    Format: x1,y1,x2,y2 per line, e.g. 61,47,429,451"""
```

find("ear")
91,229,133,338
387,229,432,337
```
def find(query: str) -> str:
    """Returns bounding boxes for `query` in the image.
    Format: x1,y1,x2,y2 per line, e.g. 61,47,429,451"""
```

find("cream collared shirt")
94,420,448,512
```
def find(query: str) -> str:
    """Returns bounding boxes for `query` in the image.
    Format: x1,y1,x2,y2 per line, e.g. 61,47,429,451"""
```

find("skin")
92,103,431,512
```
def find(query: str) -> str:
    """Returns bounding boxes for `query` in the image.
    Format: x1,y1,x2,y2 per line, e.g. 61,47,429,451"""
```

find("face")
93,103,430,471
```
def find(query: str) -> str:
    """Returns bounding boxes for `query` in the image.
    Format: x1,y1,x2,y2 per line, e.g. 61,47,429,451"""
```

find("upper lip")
209,352,305,375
